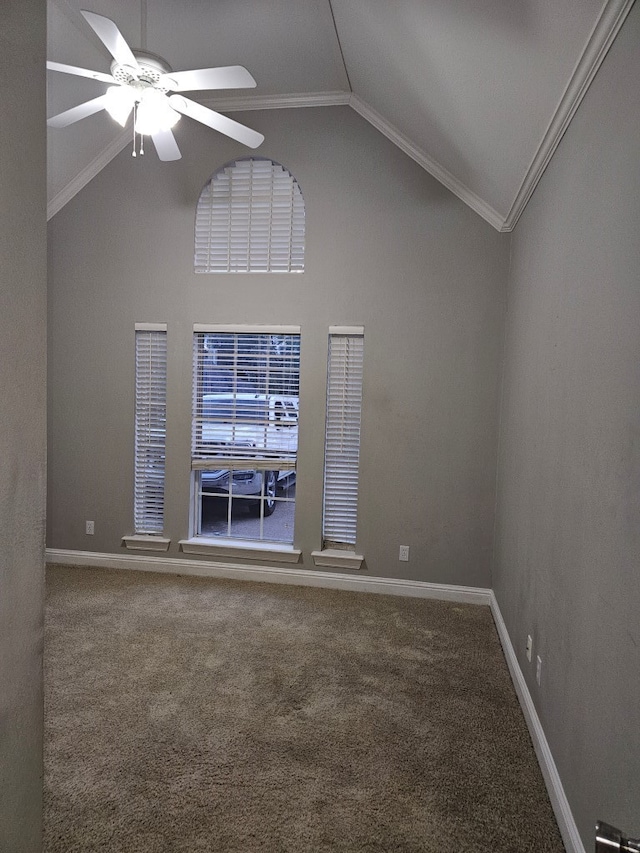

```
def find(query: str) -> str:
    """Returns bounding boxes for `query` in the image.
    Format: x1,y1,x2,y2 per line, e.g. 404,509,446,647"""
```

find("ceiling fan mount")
47,10,265,161
110,50,174,89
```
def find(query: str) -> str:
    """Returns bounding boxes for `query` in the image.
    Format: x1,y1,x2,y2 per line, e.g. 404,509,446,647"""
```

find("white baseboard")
490,593,585,853
45,547,581,850
45,548,491,605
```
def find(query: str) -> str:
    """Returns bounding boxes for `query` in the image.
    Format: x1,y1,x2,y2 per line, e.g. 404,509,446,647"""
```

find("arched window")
195,158,305,273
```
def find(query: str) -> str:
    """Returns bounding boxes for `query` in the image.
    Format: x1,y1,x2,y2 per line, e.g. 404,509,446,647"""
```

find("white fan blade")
151,128,182,161
160,66,257,92
47,95,109,128
169,96,264,149
81,10,139,71
47,61,115,85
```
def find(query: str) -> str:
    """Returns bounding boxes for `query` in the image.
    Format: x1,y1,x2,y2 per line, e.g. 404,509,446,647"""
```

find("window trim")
311,548,364,570
123,534,171,552
131,323,168,539
194,158,305,274
321,326,365,552
193,324,300,335
179,537,302,563
190,324,300,545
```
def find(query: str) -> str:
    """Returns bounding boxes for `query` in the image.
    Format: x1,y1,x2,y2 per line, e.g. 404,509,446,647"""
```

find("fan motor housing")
111,50,173,89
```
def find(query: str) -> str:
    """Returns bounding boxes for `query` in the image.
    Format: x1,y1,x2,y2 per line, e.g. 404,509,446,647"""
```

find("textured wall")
493,4,640,847
0,2,47,851
47,106,508,587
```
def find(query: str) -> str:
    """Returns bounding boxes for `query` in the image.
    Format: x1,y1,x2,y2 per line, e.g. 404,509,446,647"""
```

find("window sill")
179,537,302,564
122,535,171,552
311,549,364,570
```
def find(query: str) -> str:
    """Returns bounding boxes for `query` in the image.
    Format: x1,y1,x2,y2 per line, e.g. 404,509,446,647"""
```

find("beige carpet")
44,565,564,852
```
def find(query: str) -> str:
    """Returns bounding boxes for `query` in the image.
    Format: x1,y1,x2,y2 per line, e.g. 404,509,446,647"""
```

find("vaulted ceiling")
47,0,634,229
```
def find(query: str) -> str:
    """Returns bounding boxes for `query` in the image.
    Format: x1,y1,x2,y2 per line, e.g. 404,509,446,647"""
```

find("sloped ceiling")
47,0,635,229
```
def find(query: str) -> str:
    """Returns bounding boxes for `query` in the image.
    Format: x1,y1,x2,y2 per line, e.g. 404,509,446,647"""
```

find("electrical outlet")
526,635,533,663
536,655,542,685
399,545,410,562
86,520,95,535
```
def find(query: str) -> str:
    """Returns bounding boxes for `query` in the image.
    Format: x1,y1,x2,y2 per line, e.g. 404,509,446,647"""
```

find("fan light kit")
47,10,264,160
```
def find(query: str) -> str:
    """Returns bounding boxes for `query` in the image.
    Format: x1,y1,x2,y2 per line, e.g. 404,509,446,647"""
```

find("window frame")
188,324,301,549
313,326,365,569
194,158,305,274
124,323,170,552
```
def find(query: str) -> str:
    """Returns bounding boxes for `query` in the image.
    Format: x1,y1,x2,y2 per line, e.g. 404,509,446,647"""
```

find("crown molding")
46,94,350,219
349,95,505,231
46,90,504,229
502,0,636,232
48,0,634,230
47,128,130,220
200,90,351,112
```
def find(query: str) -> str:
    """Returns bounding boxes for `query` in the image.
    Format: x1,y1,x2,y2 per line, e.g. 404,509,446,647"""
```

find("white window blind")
134,327,167,534
322,332,364,547
195,158,305,273
192,330,300,469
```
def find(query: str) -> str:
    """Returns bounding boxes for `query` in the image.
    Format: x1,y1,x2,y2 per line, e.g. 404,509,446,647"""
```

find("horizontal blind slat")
194,158,304,274
134,329,167,535
322,334,364,547
192,331,300,464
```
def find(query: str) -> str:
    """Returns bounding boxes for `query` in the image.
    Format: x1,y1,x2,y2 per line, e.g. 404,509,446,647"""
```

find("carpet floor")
44,565,564,852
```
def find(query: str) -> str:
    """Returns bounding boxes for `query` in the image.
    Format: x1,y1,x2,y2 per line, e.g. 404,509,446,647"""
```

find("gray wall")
493,3,640,846
0,2,47,851
48,106,508,587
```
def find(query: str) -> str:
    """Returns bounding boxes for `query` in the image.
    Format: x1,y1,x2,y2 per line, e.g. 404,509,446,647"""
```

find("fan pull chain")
131,105,145,157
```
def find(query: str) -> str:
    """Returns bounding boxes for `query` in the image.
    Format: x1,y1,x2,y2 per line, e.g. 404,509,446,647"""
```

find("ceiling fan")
47,10,264,160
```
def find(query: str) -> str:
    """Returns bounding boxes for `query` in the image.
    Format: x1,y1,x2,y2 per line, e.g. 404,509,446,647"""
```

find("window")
322,328,364,549
191,326,300,544
133,325,167,535
195,158,305,273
